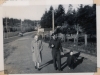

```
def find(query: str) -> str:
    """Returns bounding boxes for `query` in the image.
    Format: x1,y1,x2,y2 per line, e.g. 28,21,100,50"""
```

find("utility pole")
37,21,39,35
21,20,22,32
52,10,54,32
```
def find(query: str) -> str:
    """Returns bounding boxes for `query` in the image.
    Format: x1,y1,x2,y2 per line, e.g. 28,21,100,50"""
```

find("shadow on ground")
39,51,85,71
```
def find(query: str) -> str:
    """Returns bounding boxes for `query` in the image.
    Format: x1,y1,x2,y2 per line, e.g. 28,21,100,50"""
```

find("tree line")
40,4,96,36
3,18,39,32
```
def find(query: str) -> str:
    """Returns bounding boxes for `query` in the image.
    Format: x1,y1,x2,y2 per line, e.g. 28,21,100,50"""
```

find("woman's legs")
34,62,37,69
37,63,40,69
35,62,37,66
37,62,41,71
35,62,40,69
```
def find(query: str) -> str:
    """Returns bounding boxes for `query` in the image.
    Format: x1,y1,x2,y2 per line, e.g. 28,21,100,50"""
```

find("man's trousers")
52,49,61,70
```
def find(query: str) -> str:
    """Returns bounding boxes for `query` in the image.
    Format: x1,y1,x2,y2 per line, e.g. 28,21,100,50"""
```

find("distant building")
34,20,40,30
34,20,40,26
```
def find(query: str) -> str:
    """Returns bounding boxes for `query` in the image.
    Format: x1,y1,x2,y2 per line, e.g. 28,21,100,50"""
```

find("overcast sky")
2,4,92,20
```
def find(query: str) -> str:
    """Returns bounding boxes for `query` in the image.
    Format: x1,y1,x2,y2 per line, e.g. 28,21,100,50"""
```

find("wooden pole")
52,10,54,32
77,24,79,50
21,20,22,32
85,34,87,46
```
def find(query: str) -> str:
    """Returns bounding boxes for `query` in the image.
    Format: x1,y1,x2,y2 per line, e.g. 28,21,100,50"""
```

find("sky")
2,4,92,20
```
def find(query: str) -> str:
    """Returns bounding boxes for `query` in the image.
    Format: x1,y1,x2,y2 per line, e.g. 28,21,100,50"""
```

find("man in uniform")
50,33,64,71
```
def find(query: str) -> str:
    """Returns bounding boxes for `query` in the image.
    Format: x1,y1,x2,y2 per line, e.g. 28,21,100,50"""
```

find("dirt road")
4,33,97,73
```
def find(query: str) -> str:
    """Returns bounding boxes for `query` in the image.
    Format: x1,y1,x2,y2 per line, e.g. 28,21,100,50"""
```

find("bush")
78,37,84,42
88,37,96,43
69,38,74,42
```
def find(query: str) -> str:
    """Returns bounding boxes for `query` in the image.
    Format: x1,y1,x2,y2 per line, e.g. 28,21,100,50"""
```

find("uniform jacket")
50,38,63,52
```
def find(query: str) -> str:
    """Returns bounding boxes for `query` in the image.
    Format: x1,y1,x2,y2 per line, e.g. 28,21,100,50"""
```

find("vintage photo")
3,4,97,73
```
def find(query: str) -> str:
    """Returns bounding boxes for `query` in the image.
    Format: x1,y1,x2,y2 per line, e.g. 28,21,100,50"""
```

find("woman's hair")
34,35,38,40
70,50,73,52
38,35,42,40
33,32,42,41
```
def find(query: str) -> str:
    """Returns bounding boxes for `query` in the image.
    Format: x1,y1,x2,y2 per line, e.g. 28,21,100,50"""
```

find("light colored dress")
31,39,43,63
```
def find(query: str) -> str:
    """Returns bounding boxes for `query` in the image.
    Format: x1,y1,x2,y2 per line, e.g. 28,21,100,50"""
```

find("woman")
31,34,43,70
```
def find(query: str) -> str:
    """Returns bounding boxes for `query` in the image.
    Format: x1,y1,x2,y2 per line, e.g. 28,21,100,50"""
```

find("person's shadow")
39,60,53,70
61,52,70,70
72,51,84,69
39,51,84,71
73,57,84,69
39,52,70,70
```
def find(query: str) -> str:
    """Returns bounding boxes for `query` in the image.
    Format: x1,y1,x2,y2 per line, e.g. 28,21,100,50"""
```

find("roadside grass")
62,41,97,56
4,31,36,44
4,37,20,44
39,30,97,56
4,32,19,38
4,44,17,60
43,39,97,56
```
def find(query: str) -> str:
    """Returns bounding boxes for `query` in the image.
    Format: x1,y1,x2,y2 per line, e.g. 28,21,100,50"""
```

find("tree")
47,6,53,28
40,5,65,28
40,6,53,28
76,4,96,45
77,4,96,35
55,5,65,26
40,10,48,28
64,4,77,35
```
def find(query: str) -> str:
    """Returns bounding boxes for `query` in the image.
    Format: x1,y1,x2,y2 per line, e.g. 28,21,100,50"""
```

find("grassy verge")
4,36,20,44
4,44,17,60
43,39,97,56
4,32,19,38
4,31,36,44
62,41,97,56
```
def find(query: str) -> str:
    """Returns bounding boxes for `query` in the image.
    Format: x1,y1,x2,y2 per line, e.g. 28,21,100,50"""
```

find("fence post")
85,34,87,46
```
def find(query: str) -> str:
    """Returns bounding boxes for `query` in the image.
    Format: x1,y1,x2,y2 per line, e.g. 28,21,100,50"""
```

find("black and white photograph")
2,4,97,73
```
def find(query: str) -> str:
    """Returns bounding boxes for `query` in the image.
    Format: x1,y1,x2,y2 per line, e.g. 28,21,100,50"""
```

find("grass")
42,32,97,56
4,36,20,44
4,32,19,38
43,38,97,56
4,44,17,60
62,41,97,56
4,31,36,44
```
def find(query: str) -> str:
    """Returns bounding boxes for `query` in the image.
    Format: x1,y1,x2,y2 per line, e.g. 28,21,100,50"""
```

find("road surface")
4,33,97,74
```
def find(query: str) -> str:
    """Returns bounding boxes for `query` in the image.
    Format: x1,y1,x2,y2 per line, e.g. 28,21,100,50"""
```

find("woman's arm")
31,41,34,53
40,41,43,51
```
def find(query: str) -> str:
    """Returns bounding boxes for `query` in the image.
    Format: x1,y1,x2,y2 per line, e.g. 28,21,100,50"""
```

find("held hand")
62,52,64,55
51,44,54,47
61,52,64,55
